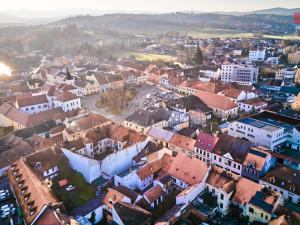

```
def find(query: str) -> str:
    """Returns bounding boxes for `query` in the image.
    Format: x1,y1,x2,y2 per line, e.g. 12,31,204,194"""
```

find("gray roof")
147,127,174,142
0,134,35,168
126,108,172,127
71,196,103,217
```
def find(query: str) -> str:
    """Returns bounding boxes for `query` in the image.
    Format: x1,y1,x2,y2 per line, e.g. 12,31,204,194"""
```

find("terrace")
192,191,218,219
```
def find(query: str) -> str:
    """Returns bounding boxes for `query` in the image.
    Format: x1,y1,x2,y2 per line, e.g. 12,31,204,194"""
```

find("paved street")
82,84,162,123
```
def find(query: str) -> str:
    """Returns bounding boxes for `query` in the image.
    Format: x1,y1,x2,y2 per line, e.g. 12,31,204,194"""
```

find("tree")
194,43,203,65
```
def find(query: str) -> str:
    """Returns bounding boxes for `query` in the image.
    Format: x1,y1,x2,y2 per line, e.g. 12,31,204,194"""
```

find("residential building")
74,79,99,96
228,111,300,151
205,166,237,215
55,91,81,112
8,159,66,225
123,108,189,133
168,133,196,156
112,202,152,225
246,189,283,223
195,91,238,119
210,134,252,175
238,97,268,113
194,132,219,163
16,95,50,114
221,61,259,85
259,166,300,204
288,52,300,65
61,123,149,183
71,196,103,224
249,48,266,61
242,147,274,182
25,148,61,179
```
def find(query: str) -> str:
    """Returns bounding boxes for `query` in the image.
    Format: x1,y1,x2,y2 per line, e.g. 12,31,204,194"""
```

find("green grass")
52,157,97,212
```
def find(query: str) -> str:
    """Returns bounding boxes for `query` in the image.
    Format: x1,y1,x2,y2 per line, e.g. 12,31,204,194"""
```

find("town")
0,4,300,225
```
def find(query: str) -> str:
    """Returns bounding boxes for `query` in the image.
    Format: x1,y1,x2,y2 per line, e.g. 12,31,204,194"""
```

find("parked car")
0,190,9,195
1,204,14,212
1,206,15,218
0,192,10,201
65,185,76,192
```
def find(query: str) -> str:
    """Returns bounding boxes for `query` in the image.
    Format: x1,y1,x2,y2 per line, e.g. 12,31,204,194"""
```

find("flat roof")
238,117,281,132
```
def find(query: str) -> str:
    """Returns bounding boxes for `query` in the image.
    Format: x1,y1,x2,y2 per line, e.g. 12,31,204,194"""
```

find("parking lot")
82,84,173,123
0,176,22,225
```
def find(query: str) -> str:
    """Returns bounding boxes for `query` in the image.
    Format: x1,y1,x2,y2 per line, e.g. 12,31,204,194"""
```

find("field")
120,51,177,62
187,28,300,40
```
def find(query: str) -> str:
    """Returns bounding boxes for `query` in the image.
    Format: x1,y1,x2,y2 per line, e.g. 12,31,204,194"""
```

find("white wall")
100,140,148,177
61,148,101,183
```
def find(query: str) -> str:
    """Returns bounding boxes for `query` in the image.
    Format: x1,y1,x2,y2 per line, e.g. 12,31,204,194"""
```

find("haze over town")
0,1,299,225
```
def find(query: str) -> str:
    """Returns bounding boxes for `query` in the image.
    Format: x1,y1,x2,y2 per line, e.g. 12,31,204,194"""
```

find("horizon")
1,0,300,15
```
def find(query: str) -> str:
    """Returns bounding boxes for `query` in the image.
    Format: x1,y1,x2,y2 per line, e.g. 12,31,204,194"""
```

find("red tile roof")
56,91,78,102
16,95,48,108
144,185,165,204
167,153,209,185
232,178,262,205
195,91,238,111
8,159,59,224
194,132,219,152
169,134,195,152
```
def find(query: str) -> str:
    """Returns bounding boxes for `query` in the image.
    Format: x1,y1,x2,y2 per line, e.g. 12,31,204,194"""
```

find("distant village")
0,36,299,225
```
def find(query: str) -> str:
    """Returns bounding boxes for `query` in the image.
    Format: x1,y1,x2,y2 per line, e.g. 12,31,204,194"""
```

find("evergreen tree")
194,43,203,65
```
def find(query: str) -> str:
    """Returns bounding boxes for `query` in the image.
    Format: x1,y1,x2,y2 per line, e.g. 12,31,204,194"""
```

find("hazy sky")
1,0,300,12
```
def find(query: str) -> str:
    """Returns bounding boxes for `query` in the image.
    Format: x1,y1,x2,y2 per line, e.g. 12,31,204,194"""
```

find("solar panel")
250,120,266,128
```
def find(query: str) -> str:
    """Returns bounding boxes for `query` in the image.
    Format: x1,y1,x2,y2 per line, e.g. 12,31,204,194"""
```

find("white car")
65,185,76,192
0,193,9,201
1,207,15,218
1,204,14,212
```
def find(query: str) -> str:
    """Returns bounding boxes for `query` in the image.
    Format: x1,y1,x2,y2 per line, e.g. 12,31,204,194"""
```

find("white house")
238,97,268,113
16,95,50,114
55,91,81,112
205,166,237,215
249,48,266,61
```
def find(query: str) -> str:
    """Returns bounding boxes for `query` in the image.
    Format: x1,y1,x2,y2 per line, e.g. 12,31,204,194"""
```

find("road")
82,84,162,123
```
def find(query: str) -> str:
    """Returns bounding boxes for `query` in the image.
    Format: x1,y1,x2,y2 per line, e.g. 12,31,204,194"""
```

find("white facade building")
221,63,259,85
228,112,300,151
249,49,266,61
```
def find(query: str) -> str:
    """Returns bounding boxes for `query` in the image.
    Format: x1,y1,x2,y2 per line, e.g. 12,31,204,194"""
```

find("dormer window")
34,162,42,170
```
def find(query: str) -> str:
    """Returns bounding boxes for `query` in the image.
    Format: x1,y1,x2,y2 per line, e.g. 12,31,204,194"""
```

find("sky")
1,0,300,13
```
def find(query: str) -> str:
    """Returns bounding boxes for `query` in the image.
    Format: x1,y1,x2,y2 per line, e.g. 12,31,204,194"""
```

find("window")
221,194,224,200
249,207,254,213
261,213,263,218
219,203,223,209
265,215,268,220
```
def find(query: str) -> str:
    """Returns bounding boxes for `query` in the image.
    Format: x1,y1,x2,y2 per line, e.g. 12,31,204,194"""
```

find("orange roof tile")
195,91,238,111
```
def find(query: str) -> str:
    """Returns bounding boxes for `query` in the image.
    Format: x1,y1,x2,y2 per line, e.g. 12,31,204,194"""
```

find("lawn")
52,157,97,212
